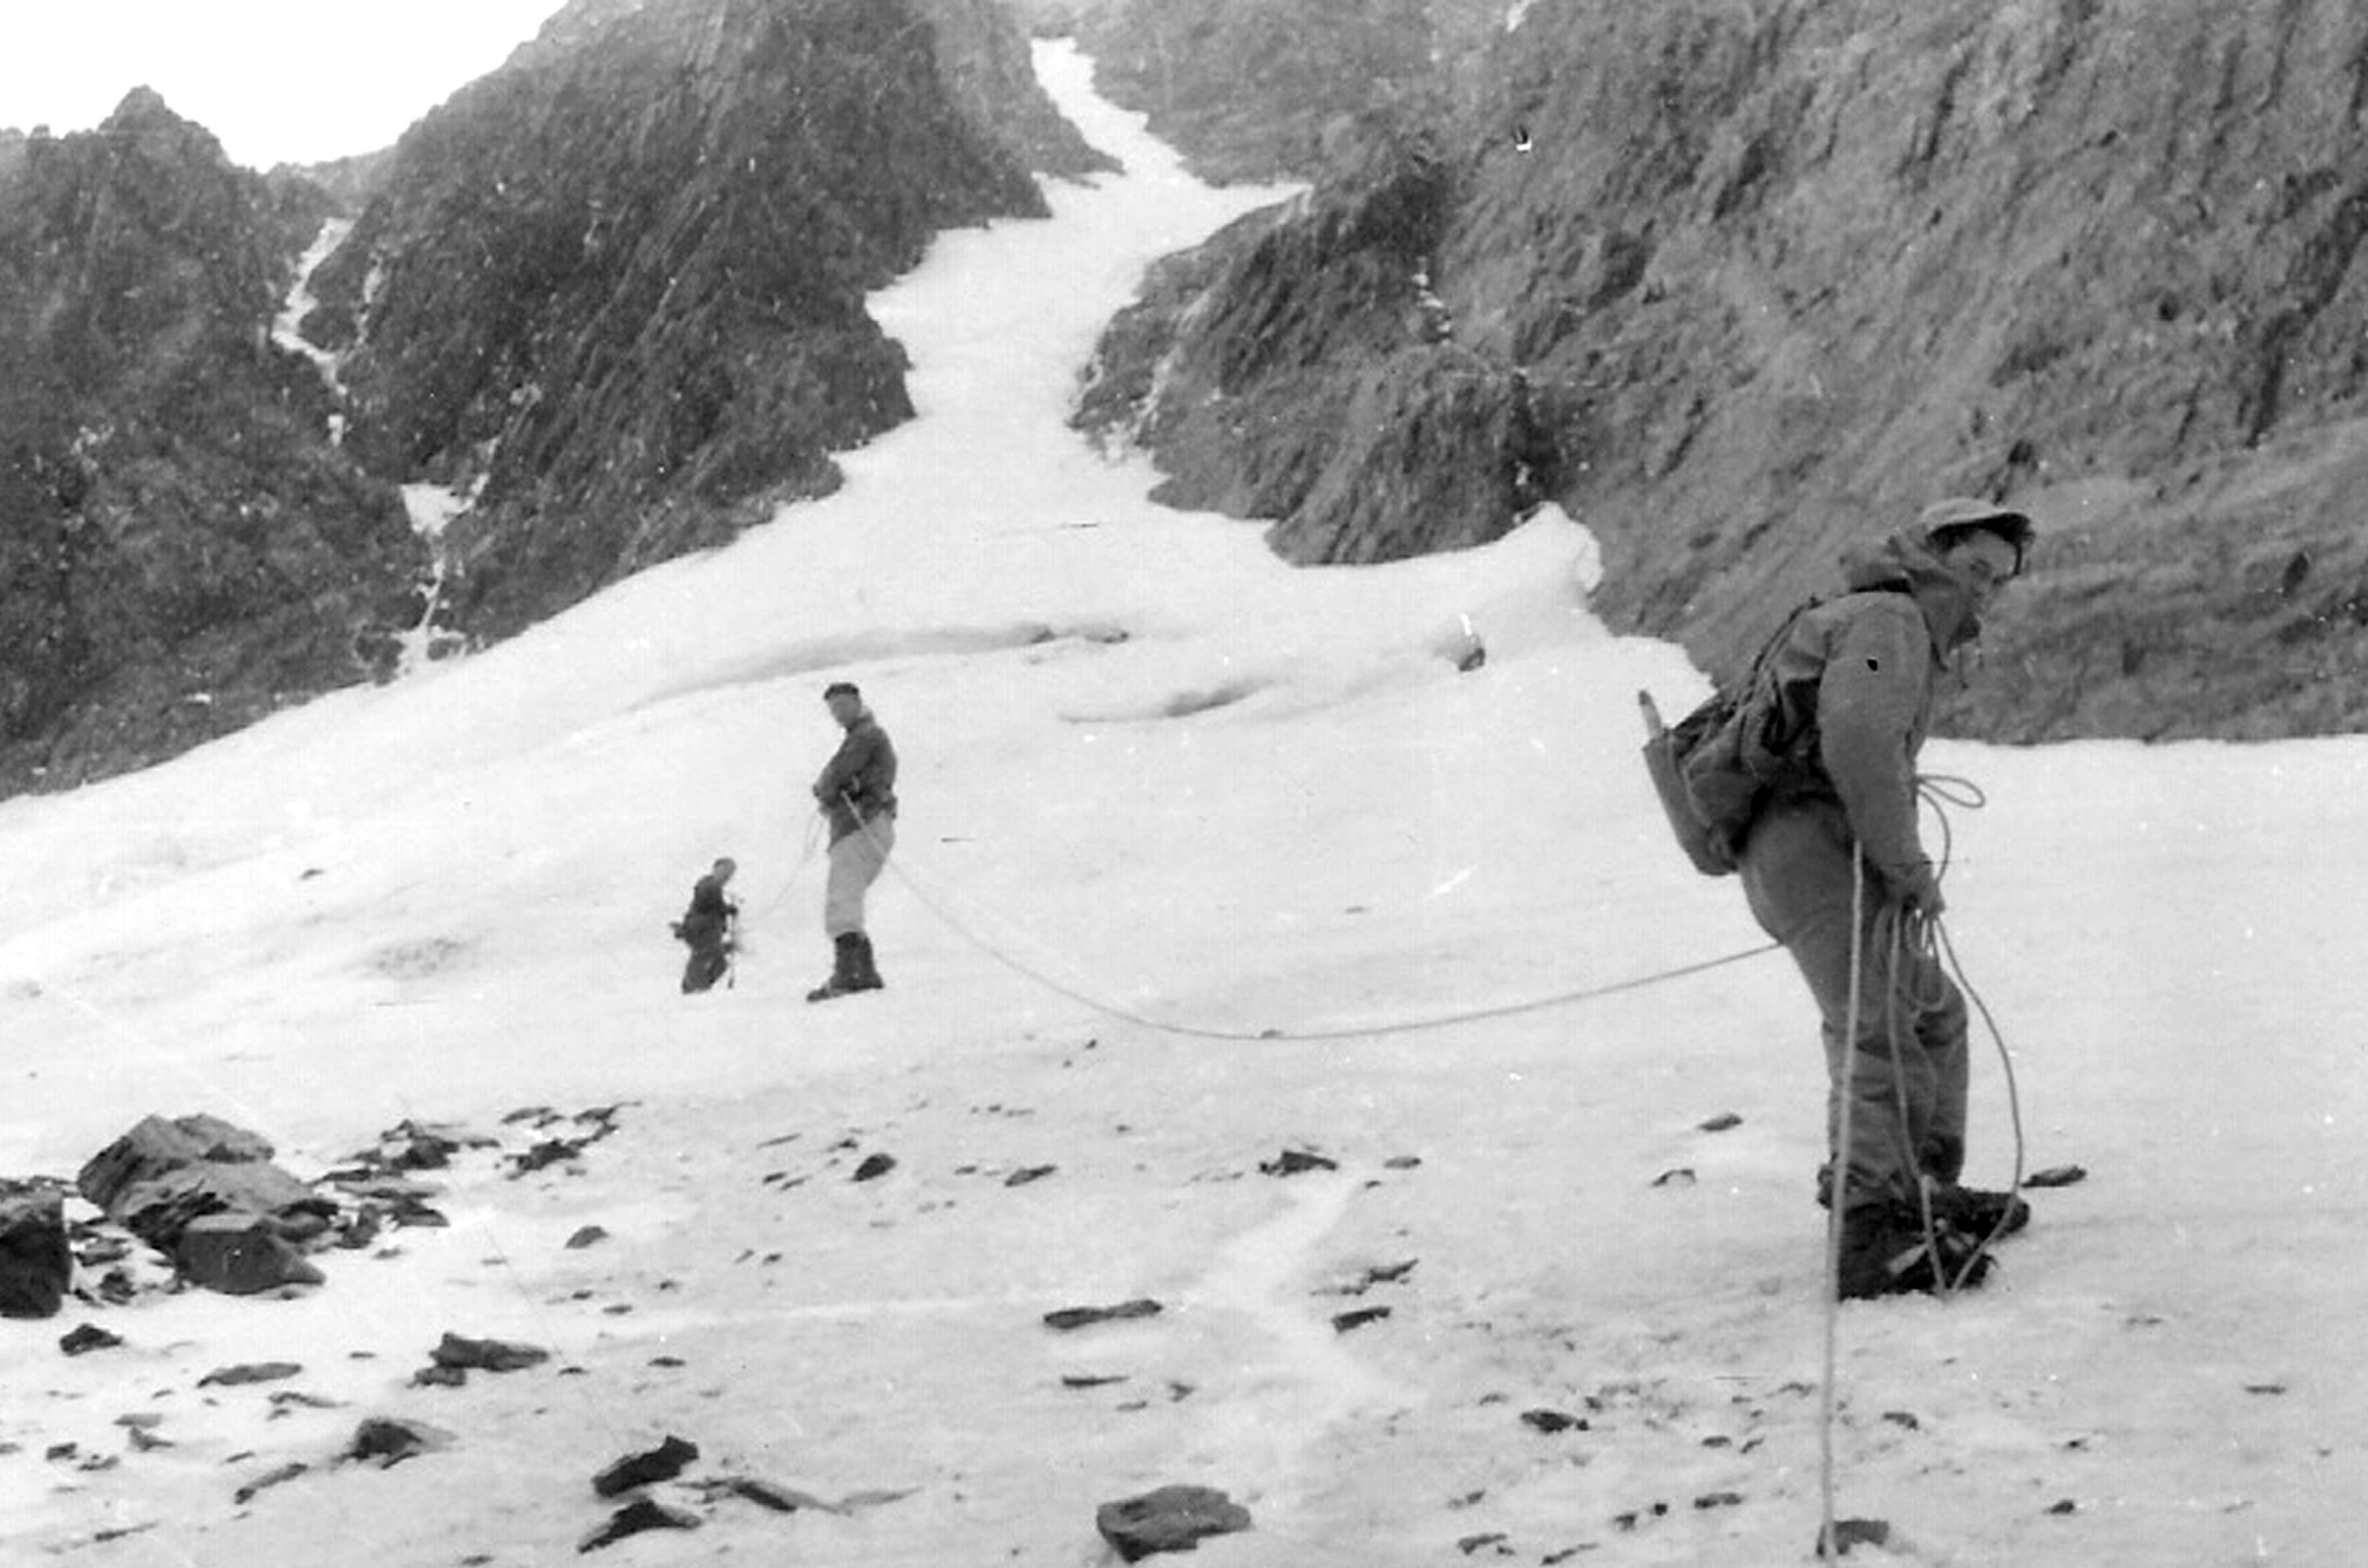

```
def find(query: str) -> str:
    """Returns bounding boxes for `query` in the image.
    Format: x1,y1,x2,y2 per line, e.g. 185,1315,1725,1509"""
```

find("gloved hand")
1887,858,1946,922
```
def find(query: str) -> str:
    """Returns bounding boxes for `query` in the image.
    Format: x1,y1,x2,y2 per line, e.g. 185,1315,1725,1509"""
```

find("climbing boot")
1926,1183,2031,1240
1835,1202,1994,1301
806,934,866,1003
848,932,884,992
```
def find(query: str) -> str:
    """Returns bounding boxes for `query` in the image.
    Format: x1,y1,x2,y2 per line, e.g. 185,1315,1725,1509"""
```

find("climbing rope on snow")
857,823,1780,1042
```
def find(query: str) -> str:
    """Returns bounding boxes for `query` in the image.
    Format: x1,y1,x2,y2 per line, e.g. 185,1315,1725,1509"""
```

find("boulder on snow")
429,1331,550,1374
1044,1298,1163,1331
593,1434,700,1497
79,1114,273,1207
176,1213,325,1296
343,1416,454,1467
0,1189,73,1319
580,1497,701,1553
77,1114,335,1259
1095,1485,1253,1561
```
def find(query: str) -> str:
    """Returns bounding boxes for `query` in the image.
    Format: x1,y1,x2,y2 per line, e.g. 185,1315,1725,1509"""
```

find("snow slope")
1,39,2362,1568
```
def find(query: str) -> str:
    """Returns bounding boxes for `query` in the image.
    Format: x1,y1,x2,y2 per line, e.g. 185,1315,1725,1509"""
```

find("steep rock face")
1074,0,2368,740
0,93,418,793
308,0,1102,642
1074,0,1490,183
1077,111,1553,559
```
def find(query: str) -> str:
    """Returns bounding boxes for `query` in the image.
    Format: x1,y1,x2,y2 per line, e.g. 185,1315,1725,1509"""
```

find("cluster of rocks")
1,1114,333,1314
568,1431,923,1553
0,1105,629,1318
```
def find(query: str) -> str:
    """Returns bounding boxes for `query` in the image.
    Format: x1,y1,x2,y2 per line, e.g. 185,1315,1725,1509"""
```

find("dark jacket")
813,713,898,843
1751,520,1993,896
677,871,736,949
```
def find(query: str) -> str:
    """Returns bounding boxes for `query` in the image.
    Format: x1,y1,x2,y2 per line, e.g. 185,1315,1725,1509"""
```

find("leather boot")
849,932,884,991
807,933,865,1002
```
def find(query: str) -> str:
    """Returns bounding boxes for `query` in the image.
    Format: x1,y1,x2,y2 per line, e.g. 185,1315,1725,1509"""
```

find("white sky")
0,39,2363,1567
0,0,566,167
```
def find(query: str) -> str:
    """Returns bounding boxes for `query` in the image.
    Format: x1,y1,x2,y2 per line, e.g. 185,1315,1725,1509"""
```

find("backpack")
1639,600,1824,876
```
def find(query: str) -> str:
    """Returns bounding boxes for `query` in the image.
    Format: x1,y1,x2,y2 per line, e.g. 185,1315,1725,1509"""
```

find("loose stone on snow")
1095,1484,1253,1562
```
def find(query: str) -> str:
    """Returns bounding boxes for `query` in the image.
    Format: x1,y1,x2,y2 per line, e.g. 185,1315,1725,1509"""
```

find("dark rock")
0,1189,73,1319
1697,1112,1743,1133
77,1115,334,1266
1003,1164,1057,1187
593,1434,700,1497
1095,1484,1253,1563
579,1497,699,1553
79,1114,271,1208
565,1225,609,1249
233,1460,310,1505
1331,1305,1392,1333
2025,1165,2088,1189
852,1152,897,1182
429,1332,549,1373
342,1417,452,1467
1257,1149,1339,1177
1329,1259,1417,1295
1044,1299,1163,1331
59,1323,123,1356
510,1139,587,1176
1520,1408,1588,1434
715,1475,841,1513
198,1361,303,1387
1816,1518,1892,1557
175,1214,325,1296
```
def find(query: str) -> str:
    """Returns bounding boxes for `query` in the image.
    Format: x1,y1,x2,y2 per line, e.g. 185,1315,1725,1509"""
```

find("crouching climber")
672,857,739,994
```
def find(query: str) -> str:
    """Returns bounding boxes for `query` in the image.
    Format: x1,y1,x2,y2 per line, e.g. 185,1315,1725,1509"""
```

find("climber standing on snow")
806,681,897,1002
1733,498,2037,1299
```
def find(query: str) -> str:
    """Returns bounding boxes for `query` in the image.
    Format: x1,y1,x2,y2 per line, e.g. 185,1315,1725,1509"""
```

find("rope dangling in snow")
1819,777,2031,1548
1819,840,1870,1557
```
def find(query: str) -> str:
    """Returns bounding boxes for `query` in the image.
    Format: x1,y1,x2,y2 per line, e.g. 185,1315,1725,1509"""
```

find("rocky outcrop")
1078,111,1552,561
1071,0,2368,741
0,93,421,793
78,1113,336,1294
306,0,1105,644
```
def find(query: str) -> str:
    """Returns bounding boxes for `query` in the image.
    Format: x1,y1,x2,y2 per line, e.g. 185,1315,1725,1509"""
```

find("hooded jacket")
1749,519,1999,894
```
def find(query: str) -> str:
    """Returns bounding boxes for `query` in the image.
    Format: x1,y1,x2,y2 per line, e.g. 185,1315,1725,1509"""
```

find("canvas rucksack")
1639,599,1826,876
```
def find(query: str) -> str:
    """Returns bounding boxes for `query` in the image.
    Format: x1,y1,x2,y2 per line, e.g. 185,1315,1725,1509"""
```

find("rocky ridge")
1070,0,2368,741
307,0,1107,643
0,0,1107,796
0,93,420,793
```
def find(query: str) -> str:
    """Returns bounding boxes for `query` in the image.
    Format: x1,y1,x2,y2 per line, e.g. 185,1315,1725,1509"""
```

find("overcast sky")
0,0,566,167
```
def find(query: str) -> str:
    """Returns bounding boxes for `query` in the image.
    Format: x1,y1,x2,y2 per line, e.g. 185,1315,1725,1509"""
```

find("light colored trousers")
1739,800,1969,1211
824,816,895,937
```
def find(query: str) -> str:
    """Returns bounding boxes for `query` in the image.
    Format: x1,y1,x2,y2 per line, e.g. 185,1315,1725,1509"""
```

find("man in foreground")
1734,499,2037,1299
